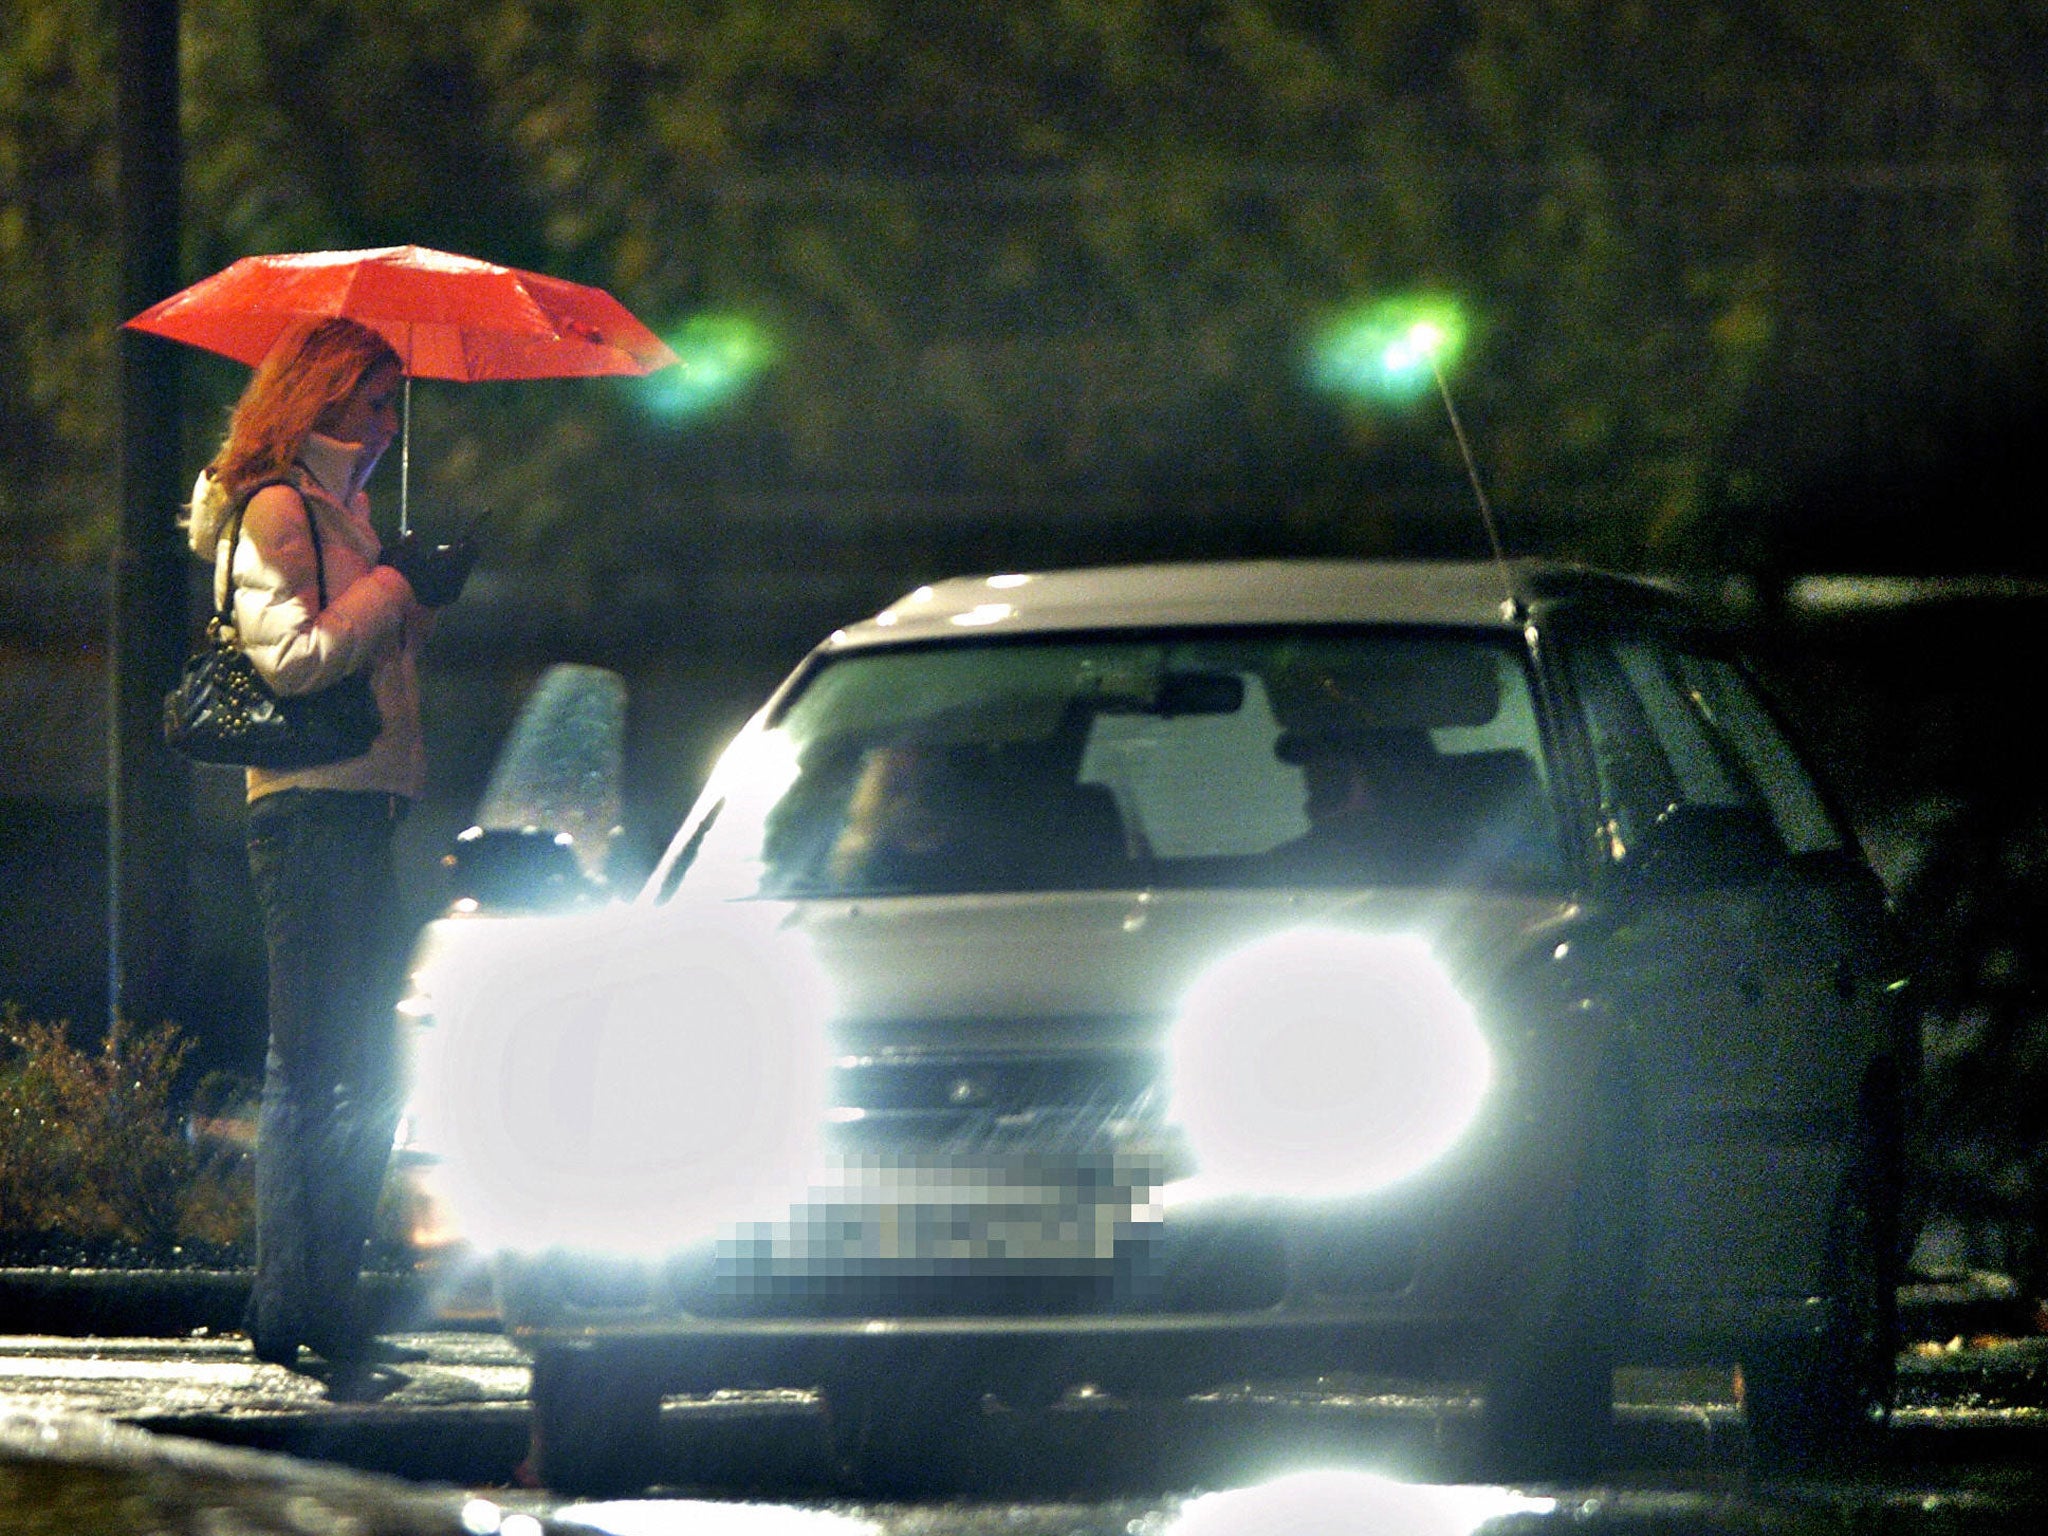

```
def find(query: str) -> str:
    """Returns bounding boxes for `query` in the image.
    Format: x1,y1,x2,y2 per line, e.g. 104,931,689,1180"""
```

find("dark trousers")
243,789,409,1352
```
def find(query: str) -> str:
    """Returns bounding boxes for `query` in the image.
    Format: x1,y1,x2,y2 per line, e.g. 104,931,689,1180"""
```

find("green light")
1310,296,1467,403
643,312,775,417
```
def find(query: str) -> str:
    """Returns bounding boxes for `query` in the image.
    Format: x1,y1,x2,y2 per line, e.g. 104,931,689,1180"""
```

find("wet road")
4,1329,2048,1532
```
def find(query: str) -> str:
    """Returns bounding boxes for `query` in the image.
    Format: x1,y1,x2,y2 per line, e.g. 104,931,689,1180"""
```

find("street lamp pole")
111,0,186,1030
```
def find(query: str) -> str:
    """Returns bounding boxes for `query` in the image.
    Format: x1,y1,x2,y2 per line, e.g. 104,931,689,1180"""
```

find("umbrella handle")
399,375,412,538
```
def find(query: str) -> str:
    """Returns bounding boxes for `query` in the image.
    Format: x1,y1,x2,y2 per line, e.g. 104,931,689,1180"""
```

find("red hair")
208,317,402,500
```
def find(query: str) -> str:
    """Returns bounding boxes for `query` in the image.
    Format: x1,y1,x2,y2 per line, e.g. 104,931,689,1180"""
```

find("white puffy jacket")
196,433,430,802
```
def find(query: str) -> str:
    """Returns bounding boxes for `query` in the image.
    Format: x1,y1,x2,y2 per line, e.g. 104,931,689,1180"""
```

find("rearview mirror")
1098,671,1246,718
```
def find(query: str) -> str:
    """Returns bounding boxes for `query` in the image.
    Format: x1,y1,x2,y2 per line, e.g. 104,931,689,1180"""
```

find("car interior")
740,632,1565,897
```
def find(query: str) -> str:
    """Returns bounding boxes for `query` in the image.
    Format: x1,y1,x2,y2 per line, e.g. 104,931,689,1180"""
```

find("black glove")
381,531,480,608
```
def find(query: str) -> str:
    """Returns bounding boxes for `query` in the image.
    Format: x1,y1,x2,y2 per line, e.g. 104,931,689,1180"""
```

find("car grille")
827,1043,1165,1151
659,1039,1296,1317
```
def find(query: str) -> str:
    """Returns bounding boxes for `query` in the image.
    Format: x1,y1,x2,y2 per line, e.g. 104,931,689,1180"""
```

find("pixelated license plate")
733,1154,1163,1267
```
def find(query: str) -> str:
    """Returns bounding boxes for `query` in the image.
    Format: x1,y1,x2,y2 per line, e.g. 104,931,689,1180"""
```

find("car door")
1554,621,1905,1336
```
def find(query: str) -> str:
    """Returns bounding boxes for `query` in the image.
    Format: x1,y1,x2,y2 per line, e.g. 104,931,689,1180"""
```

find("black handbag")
163,479,383,769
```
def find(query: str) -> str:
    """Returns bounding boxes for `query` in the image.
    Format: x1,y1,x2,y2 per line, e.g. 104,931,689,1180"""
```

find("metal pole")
1429,356,1519,622
400,374,412,537
111,0,185,1030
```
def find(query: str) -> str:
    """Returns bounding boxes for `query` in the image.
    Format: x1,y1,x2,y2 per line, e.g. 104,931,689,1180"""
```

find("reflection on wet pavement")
0,1331,530,1419
5,1334,2048,1532
1165,1470,1557,1534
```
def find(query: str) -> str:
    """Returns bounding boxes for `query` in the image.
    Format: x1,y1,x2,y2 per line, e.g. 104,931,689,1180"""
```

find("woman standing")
186,316,476,1375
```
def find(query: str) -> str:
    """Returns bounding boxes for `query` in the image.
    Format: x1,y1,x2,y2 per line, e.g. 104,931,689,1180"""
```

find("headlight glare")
415,905,832,1256
1167,928,1491,1200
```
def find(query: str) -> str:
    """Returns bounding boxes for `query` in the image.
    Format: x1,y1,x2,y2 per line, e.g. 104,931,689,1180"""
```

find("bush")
0,1007,252,1253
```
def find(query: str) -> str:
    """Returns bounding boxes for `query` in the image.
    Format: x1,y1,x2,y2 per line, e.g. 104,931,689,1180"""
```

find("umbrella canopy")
124,244,679,381
126,245,678,532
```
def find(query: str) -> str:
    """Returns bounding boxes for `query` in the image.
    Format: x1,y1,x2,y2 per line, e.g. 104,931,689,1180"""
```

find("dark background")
3,2,2046,1297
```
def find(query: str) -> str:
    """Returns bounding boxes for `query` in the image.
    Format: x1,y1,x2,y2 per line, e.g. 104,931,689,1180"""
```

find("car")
392,558,1913,1495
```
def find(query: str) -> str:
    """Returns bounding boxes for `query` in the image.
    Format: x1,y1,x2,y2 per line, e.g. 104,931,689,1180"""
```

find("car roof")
823,558,1683,650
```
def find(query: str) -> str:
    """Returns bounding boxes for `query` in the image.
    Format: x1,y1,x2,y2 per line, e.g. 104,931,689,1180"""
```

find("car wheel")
1742,1083,1902,1473
528,1346,665,1497
1480,1053,1645,1482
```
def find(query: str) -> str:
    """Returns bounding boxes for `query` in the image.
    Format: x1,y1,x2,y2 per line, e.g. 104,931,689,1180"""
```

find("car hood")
777,887,1580,1052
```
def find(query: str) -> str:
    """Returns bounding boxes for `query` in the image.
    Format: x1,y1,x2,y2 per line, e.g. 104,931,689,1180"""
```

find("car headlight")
413,904,833,1256
1165,927,1491,1200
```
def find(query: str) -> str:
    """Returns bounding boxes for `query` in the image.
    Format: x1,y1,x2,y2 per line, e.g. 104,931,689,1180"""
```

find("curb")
0,1406,579,1536
0,1265,497,1339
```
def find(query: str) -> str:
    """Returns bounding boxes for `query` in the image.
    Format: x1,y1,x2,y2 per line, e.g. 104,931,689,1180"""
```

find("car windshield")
669,628,1564,898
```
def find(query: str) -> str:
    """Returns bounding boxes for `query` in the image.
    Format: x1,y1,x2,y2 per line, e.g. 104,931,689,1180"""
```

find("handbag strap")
214,475,330,628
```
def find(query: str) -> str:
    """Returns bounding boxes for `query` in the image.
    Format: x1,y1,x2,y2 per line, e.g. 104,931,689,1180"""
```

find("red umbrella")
126,244,678,380
125,245,680,527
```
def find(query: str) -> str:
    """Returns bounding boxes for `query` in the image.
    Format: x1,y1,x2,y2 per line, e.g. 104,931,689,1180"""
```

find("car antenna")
1401,324,1520,623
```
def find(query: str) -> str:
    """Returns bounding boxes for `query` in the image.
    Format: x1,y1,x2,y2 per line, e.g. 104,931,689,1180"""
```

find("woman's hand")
380,531,480,608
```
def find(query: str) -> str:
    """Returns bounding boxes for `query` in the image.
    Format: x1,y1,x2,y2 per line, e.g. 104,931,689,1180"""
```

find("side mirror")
451,662,628,913
1623,802,1781,887
441,825,607,913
